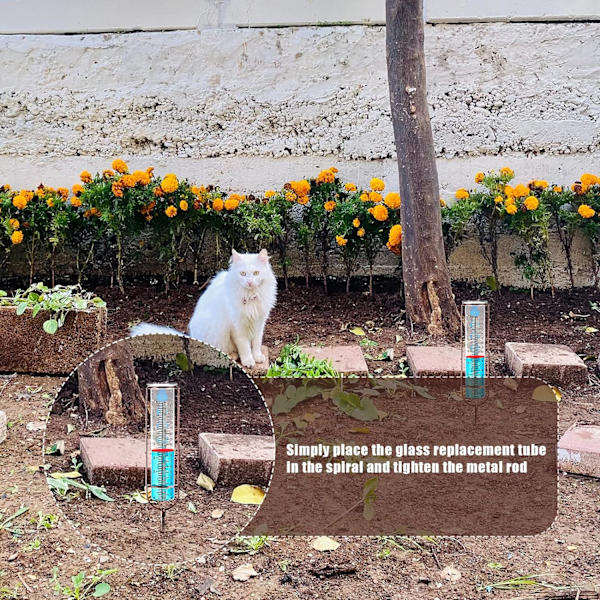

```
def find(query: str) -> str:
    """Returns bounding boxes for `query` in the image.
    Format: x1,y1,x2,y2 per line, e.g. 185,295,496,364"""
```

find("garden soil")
1,281,599,599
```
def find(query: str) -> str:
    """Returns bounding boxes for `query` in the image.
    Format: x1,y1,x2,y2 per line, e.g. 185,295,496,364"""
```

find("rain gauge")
461,301,488,399
145,382,180,531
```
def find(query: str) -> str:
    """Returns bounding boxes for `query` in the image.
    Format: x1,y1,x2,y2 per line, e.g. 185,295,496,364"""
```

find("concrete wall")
1,22,598,200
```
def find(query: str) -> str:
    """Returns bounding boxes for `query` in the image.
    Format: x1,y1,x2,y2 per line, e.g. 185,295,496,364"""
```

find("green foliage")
50,568,117,599
47,474,115,502
266,344,339,378
229,535,272,554
0,283,105,335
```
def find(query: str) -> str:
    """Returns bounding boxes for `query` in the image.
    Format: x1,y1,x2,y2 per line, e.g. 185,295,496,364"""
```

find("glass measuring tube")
462,301,488,399
148,383,177,501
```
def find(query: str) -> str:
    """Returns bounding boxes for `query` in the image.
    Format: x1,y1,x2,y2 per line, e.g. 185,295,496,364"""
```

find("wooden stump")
78,341,145,426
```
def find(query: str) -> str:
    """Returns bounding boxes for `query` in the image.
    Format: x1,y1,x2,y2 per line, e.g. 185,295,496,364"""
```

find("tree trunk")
386,0,460,336
78,341,146,427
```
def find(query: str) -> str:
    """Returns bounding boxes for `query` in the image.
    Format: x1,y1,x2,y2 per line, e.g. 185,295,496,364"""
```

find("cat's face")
230,249,270,290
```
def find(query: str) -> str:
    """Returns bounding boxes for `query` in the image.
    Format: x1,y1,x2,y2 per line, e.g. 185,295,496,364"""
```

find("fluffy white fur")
131,249,277,368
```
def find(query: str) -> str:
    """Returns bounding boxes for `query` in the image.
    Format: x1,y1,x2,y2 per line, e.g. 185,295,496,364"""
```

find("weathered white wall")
1,23,598,197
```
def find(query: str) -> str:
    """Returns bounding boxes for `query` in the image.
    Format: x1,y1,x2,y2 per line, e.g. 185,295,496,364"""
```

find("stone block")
80,437,149,487
505,342,587,386
299,345,369,374
198,432,275,487
558,426,600,477
406,345,463,377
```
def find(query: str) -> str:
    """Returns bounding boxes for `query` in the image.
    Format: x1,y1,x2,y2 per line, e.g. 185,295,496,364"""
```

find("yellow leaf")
50,471,81,479
349,327,365,336
230,484,265,505
311,536,340,551
585,326,598,334
196,473,215,491
349,427,371,434
532,385,560,403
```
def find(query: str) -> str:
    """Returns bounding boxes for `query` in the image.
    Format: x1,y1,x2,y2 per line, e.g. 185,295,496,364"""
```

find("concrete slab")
300,345,369,374
0,410,6,444
198,432,275,487
558,426,600,477
505,342,587,386
80,437,149,487
406,345,463,377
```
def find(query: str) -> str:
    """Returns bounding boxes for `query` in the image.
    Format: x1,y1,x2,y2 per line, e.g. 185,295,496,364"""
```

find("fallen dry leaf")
440,566,461,582
311,536,340,552
232,563,258,582
230,484,265,505
211,508,224,519
197,473,215,491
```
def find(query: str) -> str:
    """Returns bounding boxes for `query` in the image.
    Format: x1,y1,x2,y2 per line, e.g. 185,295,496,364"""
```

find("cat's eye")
253,271,259,276
240,271,246,276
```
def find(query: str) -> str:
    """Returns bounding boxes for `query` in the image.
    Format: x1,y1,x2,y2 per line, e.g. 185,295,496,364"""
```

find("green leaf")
31,304,41,319
43,319,59,335
485,275,499,291
74,299,87,310
187,501,197,514
93,582,111,597
349,327,365,336
175,353,191,372
16,303,28,316
88,485,115,502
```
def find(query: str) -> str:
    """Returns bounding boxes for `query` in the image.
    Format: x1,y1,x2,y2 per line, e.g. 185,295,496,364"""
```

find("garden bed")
0,304,106,374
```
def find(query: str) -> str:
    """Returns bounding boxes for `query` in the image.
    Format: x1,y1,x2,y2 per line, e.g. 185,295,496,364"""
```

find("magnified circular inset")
44,334,274,565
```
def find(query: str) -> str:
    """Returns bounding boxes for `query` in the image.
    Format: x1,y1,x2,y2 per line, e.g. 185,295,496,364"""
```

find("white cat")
131,249,277,368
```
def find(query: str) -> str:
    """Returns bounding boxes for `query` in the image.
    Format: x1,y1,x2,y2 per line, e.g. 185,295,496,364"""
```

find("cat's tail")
129,323,185,337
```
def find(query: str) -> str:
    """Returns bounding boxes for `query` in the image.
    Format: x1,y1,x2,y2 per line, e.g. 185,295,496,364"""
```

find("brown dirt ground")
1,280,599,599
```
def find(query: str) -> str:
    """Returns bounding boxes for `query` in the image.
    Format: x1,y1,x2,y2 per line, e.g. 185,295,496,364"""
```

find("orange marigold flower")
455,188,469,200
369,204,389,222
330,167,339,174
225,195,241,211
153,186,164,197
70,196,82,208
285,191,297,202
161,174,179,194
370,177,385,192
369,191,382,203
22,190,34,202
505,203,518,215
504,185,515,197
121,174,136,188
386,224,402,254
80,170,92,183
345,183,357,192
475,172,485,183
146,166,154,175
357,227,365,238
290,180,311,197
316,169,335,184
11,230,24,245
524,196,539,211
578,204,595,219
165,205,177,218
336,235,347,246
264,190,277,199
360,193,370,202
112,158,128,174
500,166,514,178
297,195,309,205
494,195,503,204
352,218,360,227
440,198,447,208
46,198,54,208
72,184,84,196
57,187,69,200
112,182,124,198
324,200,336,212
513,183,529,198
179,200,189,211
12,195,27,210
581,173,598,189
103,170,115,179
384,192,401,209
8,218,19,230
553,186,563,193
533,180,548,189
133,170,150,186
212,197,224,212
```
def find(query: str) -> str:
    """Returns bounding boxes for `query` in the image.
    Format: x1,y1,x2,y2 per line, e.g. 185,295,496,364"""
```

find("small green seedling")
32,511,59,530
229,535,272,555
48,476,114,502
162,565,184,581
23,538,41,552
0,506,29,537
266,344,338,377
50,568,117,599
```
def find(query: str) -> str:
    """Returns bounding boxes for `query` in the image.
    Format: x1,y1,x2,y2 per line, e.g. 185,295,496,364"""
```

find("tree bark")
78,341,146,427
386,0,460,336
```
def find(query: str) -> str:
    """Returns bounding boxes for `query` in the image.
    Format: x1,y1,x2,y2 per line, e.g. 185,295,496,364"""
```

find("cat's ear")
231,249,241,263
258,249,270,263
